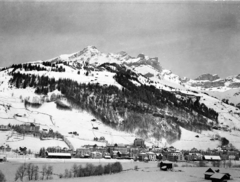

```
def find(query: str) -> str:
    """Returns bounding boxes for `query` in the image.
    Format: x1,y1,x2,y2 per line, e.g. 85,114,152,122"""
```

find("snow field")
6,136,68,153
172,127,220,150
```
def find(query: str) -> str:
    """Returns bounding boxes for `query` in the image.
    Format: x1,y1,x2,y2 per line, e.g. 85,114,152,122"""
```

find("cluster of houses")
0,125,11,131
0,123,40,133
204,168,231,182
39,139,240,163
182,147,239,162
0,144,11,152
212,125,231,132
19,124,40,133
1,123,240,163
43,138,155,160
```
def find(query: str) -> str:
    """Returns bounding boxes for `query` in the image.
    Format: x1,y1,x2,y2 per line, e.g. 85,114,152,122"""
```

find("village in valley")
1,54,240,182
2,1,240,182
0,122,240,163
1,119,240,182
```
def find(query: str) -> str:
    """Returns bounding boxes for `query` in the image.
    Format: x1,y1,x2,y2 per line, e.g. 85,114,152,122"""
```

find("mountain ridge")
1,46,240,149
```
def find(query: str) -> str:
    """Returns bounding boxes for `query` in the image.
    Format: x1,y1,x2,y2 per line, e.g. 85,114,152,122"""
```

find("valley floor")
42,167,240,182
1,159,240,182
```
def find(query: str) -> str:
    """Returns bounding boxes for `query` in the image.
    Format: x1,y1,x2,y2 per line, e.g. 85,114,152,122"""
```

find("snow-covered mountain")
1,46,240,151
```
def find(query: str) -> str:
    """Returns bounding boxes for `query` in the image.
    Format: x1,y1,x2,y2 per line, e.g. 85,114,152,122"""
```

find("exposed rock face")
195,74,220,81
188,73,240,89
191,80,225,88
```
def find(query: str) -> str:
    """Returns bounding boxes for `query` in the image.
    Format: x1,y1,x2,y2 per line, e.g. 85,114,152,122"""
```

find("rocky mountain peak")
236,74,240,80
195,73,220,81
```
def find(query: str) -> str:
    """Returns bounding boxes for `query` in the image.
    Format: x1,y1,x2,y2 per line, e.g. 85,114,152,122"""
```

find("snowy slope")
1,46,240,150
0,83,153,151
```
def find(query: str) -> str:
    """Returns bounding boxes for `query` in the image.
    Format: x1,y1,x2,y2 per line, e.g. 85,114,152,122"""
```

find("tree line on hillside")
10,62,66,73
9,70,218,143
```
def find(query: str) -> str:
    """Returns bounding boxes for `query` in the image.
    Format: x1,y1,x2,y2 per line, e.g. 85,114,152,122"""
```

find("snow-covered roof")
0,155,6,159
146,151,155,155
210,173,227,179
46,152,71,157
204,155,221,160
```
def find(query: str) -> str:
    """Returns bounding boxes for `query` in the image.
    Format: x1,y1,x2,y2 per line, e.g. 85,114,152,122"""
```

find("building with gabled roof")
0,125,10,131
210,173,229,182
46,152,71,159
190,147,199,153
133,138,145,148
221,173,231,180
0,155,7,162
205,168,215,179
203,155,221,161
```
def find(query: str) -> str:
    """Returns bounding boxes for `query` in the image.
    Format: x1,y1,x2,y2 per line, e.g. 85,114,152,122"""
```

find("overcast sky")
1,1,240,78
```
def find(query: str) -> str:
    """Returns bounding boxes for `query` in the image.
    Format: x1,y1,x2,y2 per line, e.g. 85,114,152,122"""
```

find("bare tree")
46,165,53,180
227,159,232,168
72,164,78,177
33,166,39,180
15,163,27,181
26,163,36,181
64,169,69,178
0,170,6,182
41,165,47,180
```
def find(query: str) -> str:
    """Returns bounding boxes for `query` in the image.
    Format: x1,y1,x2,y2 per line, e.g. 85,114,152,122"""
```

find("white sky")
1,0,240,78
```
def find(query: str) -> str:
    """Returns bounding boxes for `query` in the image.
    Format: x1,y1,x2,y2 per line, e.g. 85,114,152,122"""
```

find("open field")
1,159,240,182
0,158,134,182
42,167,240,182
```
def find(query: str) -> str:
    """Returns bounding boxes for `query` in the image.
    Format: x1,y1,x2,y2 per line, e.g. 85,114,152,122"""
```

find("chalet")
210,173,230,182
133,138,145,148
92,147,107,157
146,151,156,161
220,154,228,161
138,152,147,161
20,124,40,133
0,155,7,162
203,155,221,161
129,147,140,159
221,173,231,180
187,153,203,161
167,152,185,162
46,146,64,153
228,155,235,160
0,125,10,131
168,146,176,152
15,113,24,117
156,153,163,160
105,144,129,158
216,147,223,152
104,152,111,159
42,128,48,133
205,168,215,179
112,151,121,159
0,145,11,152
213,125,221,130
91,151,102,159
99,136,105,141
190,147,199,153
159,161,173,171
76,148,92,158
114,146,129,158
46,152,71,159
0,146,4,151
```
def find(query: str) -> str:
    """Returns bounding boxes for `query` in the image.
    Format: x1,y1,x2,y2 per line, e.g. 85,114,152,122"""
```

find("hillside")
1,46,240,150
